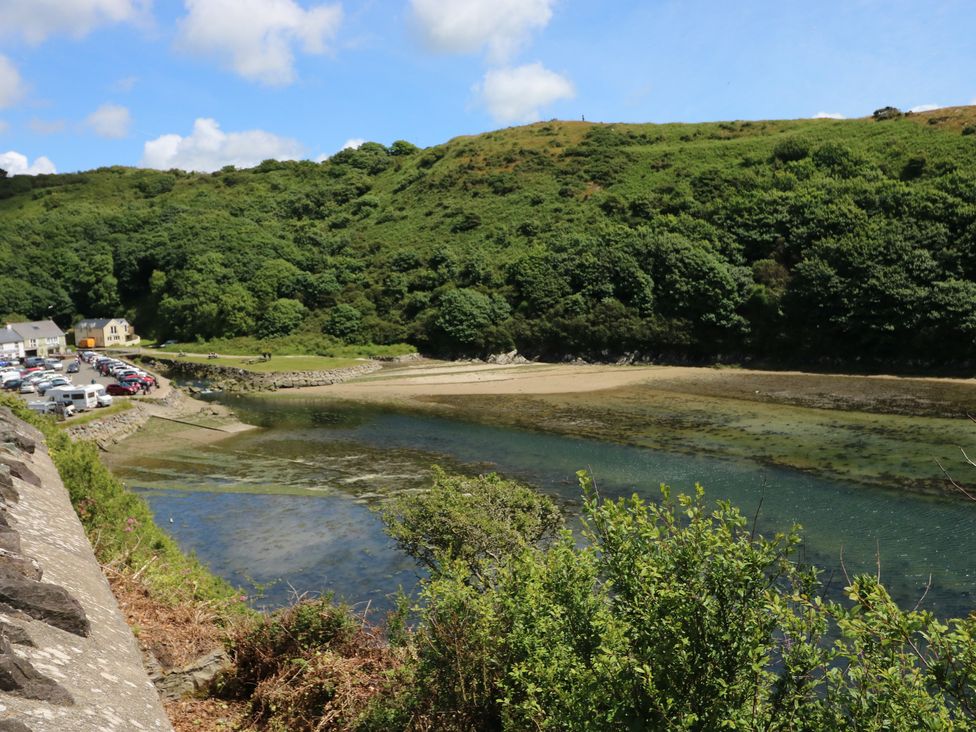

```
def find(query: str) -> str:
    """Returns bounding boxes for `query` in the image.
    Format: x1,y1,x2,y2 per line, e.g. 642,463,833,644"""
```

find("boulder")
0,570,90,637
0,549,42,581
0,431,35,455
0,458,40,489
151,647,232,700
0,620,35,647
0,636,73,705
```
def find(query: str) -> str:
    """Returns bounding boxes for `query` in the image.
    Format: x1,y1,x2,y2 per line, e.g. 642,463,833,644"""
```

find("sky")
0,0,974,175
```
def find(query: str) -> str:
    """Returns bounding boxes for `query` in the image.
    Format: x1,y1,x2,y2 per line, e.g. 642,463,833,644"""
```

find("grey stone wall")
0,408,172,731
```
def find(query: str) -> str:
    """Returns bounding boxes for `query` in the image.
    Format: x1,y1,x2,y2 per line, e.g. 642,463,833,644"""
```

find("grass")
59,399,134,427
154,336,416,360
157,353,362,372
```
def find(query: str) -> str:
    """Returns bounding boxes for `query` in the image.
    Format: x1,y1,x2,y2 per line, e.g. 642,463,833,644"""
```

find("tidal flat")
281,362,976,496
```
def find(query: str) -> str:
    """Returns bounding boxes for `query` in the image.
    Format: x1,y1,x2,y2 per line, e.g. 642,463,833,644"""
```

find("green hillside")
3,106,976,365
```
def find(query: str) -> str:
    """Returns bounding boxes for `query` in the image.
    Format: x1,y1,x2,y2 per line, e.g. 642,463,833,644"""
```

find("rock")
0,620,35,647
0,464,18,504
152,647,231,700
0,458,40,489
0,719,34,731
0,570,90,637
487,349,527,365
0,529,22,553
0,431,35,455
0,636,73,705
0,550,42,582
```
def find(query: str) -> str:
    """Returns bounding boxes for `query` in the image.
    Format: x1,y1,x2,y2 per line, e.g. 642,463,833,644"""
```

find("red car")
106,383,140,396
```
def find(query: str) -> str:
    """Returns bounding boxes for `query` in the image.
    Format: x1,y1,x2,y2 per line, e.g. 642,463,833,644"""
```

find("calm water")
114,396,976,617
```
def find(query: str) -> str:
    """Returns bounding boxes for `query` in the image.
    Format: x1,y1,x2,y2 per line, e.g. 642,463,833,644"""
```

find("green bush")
371,470,976,730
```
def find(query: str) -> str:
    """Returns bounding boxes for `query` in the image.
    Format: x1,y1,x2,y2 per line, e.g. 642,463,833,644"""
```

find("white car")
19,382,35,394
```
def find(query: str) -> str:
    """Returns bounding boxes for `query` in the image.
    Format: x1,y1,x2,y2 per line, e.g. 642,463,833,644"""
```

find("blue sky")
0,0,973,175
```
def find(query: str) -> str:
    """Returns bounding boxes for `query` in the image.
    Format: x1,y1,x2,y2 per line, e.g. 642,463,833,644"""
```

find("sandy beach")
294,360,976,417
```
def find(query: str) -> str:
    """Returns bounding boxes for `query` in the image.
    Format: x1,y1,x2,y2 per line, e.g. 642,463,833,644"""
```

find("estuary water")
112,395,976,617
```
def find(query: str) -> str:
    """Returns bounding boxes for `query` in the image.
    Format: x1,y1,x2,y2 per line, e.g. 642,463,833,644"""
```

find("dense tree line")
2,111,976,366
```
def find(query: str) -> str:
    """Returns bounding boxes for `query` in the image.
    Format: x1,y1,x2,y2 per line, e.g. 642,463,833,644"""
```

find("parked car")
19,383,35,393
106,383,139,396
38,377,71,394
3,379,22,391
66,361,80,373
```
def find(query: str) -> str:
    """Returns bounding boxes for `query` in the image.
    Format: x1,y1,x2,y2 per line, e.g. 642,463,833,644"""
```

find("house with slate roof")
0,324,25,360
73,317,137,348
4,320,66,358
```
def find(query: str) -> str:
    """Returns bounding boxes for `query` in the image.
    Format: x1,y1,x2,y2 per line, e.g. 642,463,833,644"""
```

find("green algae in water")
111,398,976,618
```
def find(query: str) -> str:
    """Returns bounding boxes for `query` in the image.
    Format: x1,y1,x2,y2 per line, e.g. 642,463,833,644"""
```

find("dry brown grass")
227,598,402,732
165,698,247,731
108,568,227,667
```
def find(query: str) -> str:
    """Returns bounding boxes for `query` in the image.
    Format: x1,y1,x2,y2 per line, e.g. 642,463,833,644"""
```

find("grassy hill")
3,106,976,366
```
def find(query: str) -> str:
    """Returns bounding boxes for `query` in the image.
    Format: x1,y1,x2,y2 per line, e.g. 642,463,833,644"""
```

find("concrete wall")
0,408,172,731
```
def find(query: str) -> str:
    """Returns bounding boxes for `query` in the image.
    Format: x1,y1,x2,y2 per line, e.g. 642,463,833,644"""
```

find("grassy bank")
156,353,362,373
60,399,134,428
153,336,416,360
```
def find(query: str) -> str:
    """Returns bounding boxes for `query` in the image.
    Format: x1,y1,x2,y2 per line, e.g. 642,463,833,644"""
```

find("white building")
0,325,25,361
4,320,67,357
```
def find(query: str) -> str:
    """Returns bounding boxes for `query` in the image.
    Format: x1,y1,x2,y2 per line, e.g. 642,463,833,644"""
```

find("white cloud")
814,112,845,119
86,103,131,138
141,117,304,172
909,103,943,113
476,62,574,123
411,0,554,62
0,150,56,175
0,0,149,43
340,137,364,150
0,55,23,109
28,118,66,134
176,0,343,86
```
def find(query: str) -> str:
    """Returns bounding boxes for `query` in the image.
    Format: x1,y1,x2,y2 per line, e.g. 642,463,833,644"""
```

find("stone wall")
0,408,172,731
139,357,381,392
64,404,150,446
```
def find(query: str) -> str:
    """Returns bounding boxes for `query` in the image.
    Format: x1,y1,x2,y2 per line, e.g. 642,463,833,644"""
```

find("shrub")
772,138,810,162
226,597,399,731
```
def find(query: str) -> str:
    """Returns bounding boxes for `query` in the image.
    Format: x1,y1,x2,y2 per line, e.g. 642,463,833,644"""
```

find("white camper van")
46,384,100,412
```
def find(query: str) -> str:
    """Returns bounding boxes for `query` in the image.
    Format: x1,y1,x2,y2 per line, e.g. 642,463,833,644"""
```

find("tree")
381,467,561,579
323,303,362,340
256,298,307,338
433,288,498,352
